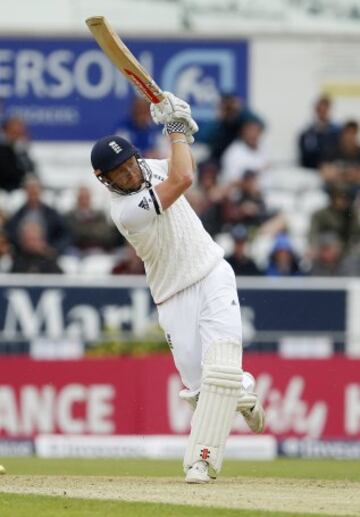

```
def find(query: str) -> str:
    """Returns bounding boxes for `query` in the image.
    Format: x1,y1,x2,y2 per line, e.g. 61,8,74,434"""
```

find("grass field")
0,457,359,517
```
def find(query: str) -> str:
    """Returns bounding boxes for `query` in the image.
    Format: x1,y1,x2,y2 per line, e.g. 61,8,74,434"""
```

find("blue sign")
0,37,248,141
0,280,346,354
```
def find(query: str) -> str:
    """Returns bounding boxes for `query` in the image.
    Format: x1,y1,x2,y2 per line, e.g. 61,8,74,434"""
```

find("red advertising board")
0,355,359,439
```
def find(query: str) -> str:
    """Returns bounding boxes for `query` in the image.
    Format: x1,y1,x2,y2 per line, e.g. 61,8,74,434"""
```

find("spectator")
112,243,145,275
298,95,340,169
266,233,303,277
0,208,7,230
6,176,70,254
221,170,285,237
199,93,264,163
309,232,347,276
340,243,360,276
186,160,224,236
0,231,12,272
220,120,269,187
0,116,36,191
309,183,360,252
321,120,360,187
227,224,262,276
66,186,121,255
11,221,62,273
116,97,160,157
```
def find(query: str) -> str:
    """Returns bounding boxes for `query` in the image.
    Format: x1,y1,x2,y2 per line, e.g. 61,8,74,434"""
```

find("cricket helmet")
91,135,151,195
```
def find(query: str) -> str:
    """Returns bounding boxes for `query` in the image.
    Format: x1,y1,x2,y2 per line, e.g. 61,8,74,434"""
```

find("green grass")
0,493,343,517
1,457,360,481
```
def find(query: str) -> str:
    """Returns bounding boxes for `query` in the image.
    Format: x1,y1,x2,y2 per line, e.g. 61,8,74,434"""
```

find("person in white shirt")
221,120,269,186
90,92,264,484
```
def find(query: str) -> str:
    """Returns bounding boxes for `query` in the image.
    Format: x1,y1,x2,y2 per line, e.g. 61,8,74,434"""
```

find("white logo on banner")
162,50,236,120
167,373,329,438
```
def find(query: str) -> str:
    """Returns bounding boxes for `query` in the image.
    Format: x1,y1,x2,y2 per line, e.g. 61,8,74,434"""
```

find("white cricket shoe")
185,461,210,484
237,371,265,433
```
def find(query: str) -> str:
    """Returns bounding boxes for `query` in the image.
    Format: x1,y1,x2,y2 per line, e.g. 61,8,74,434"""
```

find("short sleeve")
112,187,162,234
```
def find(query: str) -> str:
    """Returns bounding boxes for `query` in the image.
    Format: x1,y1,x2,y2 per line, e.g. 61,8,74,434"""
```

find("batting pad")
183,339,243,474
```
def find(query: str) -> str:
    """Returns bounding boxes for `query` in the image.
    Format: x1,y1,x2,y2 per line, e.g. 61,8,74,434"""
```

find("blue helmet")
91,135,151,195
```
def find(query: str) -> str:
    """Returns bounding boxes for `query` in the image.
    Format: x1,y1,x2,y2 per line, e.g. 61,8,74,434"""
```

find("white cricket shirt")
110,159,224,303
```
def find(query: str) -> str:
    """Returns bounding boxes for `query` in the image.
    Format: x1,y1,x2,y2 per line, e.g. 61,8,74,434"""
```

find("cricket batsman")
90,92,265,484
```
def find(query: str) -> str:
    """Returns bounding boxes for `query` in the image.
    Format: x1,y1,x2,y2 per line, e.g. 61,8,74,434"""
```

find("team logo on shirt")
138,197,150,210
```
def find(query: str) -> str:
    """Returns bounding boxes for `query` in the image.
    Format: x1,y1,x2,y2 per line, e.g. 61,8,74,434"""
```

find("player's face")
106,156,143,193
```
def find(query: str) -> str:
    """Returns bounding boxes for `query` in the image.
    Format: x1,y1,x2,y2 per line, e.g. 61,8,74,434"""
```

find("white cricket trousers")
157,259,243,392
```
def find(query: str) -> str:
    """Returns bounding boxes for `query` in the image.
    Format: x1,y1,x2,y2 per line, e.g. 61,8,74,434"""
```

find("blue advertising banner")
0,279,346,354
0,37,248,140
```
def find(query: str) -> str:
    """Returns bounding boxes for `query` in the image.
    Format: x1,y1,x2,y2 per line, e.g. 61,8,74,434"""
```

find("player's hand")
151,92,199,143
151,92,190,125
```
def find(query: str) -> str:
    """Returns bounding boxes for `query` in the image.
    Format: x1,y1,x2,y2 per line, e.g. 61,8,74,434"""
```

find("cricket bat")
86,16,165,104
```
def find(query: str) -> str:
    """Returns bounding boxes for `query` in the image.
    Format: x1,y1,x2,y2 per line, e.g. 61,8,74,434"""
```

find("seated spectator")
115,97,160,157
220,120,269,187
309,183,360,252
66,186,121,255
321,121,360,187
199,93,264,163
298,95,340,169
6,176,70,254
186,160,225,236
266,233,303,277
221,170,285,237
11,221,62,273
112,243,145,275
0,231,12,272
0,116,36,191
227,224,262,276
309,232,347,276
322,120,360,166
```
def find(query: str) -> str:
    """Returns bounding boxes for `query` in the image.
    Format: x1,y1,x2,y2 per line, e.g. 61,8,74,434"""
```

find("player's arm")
154,132,195,210
150,92,198,210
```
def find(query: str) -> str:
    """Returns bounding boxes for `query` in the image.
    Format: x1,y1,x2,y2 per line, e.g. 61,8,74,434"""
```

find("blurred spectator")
199,93,264,163
322,120,360,166
227,224,262,276
0,208,7,229
321,121,360,187
112,243,145,275
0,231,13,272
116,97,160,157
6,176,70,254
266,233,303,277
340,243,360,276
309,183,360,251
186,160,224,236
0,116,36,191
309,232,347,276
11,221,62,273
298,95,340,169
220,120,268,186
66,186,121,255
221,170,285,237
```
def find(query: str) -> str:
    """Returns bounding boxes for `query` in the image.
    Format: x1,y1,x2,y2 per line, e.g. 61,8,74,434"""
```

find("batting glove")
151,92,199,144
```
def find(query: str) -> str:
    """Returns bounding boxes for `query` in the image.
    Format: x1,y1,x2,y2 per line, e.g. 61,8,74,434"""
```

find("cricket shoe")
237,372,265,433
185,461,210,484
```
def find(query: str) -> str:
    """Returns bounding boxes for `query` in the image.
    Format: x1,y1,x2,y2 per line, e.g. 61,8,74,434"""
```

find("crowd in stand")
0,92,359,277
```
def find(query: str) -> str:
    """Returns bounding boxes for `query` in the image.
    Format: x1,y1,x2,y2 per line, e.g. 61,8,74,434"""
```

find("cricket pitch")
0,475,359,516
